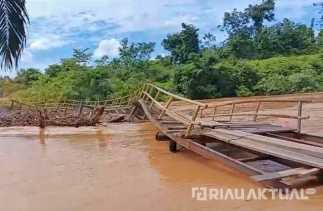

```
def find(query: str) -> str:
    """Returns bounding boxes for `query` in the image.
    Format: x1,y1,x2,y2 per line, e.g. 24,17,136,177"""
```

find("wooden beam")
146,83,207,108
210,112,310,120
204,129,323,169
251,168,320,182
207,99,312,109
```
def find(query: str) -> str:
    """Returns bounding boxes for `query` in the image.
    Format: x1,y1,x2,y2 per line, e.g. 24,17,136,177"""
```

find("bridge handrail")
145,83,207,108
202,99,311,133
206,99,312,109
141,83,208,136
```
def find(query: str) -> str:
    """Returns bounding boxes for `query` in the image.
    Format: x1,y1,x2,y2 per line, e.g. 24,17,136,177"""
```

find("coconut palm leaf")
0,0,29,70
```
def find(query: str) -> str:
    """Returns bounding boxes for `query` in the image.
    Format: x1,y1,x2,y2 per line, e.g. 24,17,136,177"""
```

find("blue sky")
3,0,321,75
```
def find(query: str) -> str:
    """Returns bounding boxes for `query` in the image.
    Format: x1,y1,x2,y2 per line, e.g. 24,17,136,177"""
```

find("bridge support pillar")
169,140,177,153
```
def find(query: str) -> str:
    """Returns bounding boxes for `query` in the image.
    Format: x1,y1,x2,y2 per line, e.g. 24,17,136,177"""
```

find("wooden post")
229,103,236,122
185,105,201,137
127,96,132,105
140,84,146,98
63,107,67,116
63,101,68,116
212,107,217,121
158,96,173,119
56,102,60,112
88,106,95,119
10,100,14,110
142,84,150,101
253,101,261,122
149,90,160,110
44,108,49,120
78,101,84,117
297,101,303,134
200,108,204,118
39,109,46,128
114,98,120,106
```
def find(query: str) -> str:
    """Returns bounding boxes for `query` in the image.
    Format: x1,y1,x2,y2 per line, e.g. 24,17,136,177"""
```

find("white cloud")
20,0,317,69
26,0,317,36
29,34,66,51
94,38,121,59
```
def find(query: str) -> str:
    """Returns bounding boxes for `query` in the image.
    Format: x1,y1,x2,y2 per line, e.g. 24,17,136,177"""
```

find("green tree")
201,33,217,49
94,55,110,66
15,68,42,86
0,0,29,69
318,30,323,48
221,0,276,59
45,58,87,77
222,9,250,35
72,48,92,65
256,19,316,57
246,0,275,32
162,23,200,64
118,38,155,68
313,2,323,28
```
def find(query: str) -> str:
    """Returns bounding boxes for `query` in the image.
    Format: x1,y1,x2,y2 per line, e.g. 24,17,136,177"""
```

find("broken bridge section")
130,83,323,189
6,94,138,127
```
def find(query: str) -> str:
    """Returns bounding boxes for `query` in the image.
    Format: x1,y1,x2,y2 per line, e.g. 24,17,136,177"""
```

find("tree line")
1,0,323,101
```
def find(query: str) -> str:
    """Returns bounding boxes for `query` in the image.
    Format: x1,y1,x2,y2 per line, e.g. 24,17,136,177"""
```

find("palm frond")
0,0,29,70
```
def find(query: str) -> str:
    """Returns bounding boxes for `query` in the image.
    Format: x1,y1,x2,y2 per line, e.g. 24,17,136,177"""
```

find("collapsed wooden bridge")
6,94,135,127
128,83,323,189
6,83,323,188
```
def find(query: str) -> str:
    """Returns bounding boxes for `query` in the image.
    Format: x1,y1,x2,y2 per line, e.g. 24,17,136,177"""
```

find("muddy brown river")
0,123,323,211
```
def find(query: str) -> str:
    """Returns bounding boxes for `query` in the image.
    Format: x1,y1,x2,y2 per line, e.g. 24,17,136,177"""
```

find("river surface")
0,123,323,211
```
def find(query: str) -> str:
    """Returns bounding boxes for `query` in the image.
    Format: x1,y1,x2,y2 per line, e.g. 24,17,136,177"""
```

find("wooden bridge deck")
132,83,323,188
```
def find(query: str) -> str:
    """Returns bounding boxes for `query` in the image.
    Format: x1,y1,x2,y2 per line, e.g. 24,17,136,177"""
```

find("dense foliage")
0,0,29,69
1,0,323,101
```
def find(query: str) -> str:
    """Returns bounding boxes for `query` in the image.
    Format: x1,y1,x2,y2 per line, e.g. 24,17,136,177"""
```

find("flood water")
1,123,323,211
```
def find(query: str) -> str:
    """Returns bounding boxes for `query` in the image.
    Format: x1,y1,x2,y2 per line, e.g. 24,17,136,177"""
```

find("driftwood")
108,114,126,123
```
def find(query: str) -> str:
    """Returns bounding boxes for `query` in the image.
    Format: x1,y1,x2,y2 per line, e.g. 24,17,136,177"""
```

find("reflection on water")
0,123,322,211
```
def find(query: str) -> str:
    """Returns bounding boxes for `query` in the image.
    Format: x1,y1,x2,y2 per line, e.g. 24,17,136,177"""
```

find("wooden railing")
201,99,311,133
5,83,313,135
141,83,208,136
7,90,140,121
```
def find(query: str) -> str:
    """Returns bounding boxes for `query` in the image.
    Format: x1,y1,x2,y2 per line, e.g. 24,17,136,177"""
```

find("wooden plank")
200,121,295,133
211,112,310,120
204,129,323,169
251,168,320,182
238,126,295,134
215,129,323,155
161,121,184,125
266,133,323,148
